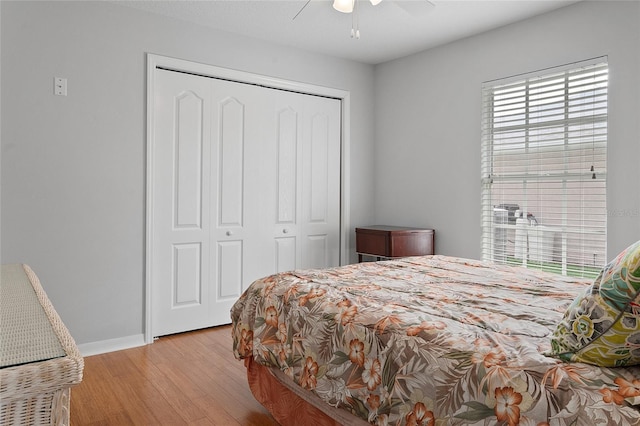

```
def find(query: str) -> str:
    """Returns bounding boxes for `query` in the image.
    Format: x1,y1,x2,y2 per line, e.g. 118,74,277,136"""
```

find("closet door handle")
282,229,289,234
226,231,233,236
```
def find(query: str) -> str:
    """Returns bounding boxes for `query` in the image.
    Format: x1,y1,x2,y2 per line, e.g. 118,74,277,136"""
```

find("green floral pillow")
548,239,640,367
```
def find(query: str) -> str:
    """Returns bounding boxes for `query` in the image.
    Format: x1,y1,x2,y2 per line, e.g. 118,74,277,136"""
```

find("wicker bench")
0,264,84,426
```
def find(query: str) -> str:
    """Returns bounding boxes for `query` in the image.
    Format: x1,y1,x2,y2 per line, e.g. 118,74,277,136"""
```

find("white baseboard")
78,333,146,357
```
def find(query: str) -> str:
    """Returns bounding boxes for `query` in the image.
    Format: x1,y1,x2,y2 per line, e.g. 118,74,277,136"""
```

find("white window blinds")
481,58,608,278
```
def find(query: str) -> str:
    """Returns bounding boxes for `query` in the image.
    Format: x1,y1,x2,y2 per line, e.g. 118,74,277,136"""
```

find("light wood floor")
70,325,280,426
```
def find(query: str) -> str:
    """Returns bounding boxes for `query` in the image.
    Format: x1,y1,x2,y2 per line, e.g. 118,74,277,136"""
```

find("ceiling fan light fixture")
333,0,354,13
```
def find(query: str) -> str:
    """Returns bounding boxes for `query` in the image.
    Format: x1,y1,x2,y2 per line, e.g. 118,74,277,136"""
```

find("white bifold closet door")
151,69,340,337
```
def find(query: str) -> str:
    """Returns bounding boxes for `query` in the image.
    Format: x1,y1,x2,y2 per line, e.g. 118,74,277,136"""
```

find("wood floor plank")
191,395,244,426
70,325,278,425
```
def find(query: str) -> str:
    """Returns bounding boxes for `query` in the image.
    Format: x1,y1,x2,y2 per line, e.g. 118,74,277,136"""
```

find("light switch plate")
54,77,67,96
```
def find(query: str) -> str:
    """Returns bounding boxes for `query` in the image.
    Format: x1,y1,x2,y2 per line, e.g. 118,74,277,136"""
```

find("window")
481,58,608,278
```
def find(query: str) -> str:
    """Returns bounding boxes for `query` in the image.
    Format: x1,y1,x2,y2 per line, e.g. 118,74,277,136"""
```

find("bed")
231,245,640,425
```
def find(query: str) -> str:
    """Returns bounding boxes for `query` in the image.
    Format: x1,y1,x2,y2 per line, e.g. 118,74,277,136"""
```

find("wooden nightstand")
355,225,435,262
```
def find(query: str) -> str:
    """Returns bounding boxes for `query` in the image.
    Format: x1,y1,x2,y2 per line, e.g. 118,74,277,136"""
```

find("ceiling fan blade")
293,0,313,20
394,0,435,16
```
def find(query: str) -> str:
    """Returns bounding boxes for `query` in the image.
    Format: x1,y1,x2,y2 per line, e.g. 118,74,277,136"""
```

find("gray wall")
374,0,640,259
0,1,376,346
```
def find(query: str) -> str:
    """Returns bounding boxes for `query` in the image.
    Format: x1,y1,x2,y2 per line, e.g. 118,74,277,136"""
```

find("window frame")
480,58,608,278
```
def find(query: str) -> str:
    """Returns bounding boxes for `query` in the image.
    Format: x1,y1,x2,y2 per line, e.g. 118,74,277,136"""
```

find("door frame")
145,53,351,344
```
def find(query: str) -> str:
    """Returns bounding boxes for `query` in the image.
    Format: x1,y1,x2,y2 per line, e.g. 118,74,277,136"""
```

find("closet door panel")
210,85,248,323
300,97,341,269
309,113,330,223
275,237,296,273
152,70,212,337
217,241,243,298
305,235,328,270
273,105,299,271
170,243,202,308
218,98,245,227
270,90,341,271
174,92,204,229
276,107,298,225
210,80,273,314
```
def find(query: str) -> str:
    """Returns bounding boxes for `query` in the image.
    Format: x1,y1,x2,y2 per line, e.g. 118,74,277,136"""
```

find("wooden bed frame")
245,357,369,426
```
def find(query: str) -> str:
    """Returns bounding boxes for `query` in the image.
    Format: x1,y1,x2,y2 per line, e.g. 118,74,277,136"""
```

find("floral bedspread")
231,255,640,425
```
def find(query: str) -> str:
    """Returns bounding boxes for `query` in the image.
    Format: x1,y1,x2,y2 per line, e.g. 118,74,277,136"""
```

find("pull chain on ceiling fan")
352,0,360,38
334,0,381,38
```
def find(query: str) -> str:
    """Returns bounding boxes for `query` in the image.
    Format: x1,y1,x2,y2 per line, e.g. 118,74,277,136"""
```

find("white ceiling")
114,0,581,64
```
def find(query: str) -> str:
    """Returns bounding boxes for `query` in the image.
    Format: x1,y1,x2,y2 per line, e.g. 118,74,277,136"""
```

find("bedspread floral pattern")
231,256,640,425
